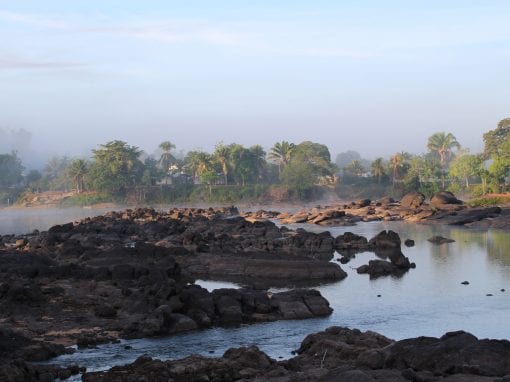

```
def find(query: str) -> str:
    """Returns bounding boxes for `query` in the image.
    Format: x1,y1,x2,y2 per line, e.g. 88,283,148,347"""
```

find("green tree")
280,160,315,199
344,160,365,177
141,157,161,186
483,118,510,159
249,144,267,181
213,143,230,185
43,156,71,190
185,150,213,181
89,140,143,196
67,159,88,193
427,132,460,189
290,141,335,176
371,158,385,184
389,153,404,187
159,141,176,176
280,141,335,198
427,132,461,167
0,151,24,187
402,155,441,197
200,169,219,197
449,153,483,188
268,141,295,173
228,144,252,186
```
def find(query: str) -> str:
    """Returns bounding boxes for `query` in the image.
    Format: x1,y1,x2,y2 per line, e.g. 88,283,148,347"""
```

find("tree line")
340,119,510,198
1,118,509,205
0,139,336,204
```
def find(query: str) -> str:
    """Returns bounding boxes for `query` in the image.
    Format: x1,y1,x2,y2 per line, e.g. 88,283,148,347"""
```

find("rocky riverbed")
243,191,508,228
0,207,343,379
0,203,506,381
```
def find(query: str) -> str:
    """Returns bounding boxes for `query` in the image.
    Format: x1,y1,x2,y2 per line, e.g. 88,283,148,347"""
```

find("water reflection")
0,207,118,235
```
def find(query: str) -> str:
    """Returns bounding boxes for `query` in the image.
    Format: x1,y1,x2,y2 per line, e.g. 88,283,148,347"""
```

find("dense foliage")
2,118,510,206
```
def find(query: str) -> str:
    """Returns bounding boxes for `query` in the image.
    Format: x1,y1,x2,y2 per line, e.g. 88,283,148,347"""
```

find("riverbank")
241,191,510,229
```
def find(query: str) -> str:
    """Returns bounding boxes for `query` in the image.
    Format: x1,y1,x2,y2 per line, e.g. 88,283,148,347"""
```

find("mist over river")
3,207,508,376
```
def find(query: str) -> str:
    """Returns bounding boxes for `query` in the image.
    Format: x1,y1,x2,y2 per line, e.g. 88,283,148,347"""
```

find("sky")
0,0,509,166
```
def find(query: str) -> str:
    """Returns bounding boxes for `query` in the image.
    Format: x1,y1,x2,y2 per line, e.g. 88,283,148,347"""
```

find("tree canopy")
89,140,143,195
427,132,460,167
483,118,510,158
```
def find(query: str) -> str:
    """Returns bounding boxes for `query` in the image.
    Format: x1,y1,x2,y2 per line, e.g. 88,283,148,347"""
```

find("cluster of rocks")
245,191,504,227
335,230,416,278
82,326,510,381
0,207,338,379
1,207,346,287
0,327,83,381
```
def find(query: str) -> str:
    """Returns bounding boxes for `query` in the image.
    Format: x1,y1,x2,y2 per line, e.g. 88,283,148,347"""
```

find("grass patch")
59,193,113,207
467,194,510,207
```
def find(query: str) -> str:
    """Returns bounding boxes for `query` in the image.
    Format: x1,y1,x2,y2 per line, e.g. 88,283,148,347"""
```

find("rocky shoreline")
0,207,343,379
0,201,507,381
82,326,510,381
242,191,508,228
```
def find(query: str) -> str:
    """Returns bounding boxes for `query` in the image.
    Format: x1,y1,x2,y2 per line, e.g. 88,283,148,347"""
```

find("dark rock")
80,326,510,381
431,191,463,206
400,192,426,208
428,236,455,245
94,304,117,318
357,260,395,277
369,230,401,249
356,199,372,208
426,207,502,226
335,232,369,251
385,330,510,377
404,239,415,247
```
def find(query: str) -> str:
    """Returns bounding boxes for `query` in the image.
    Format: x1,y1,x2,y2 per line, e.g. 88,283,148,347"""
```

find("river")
1,207,509,376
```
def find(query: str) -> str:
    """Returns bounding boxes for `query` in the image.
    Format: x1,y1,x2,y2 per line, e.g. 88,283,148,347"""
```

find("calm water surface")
3,208,508,375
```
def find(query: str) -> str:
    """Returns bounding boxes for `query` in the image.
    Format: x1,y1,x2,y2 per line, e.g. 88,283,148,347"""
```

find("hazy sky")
1,0,509,163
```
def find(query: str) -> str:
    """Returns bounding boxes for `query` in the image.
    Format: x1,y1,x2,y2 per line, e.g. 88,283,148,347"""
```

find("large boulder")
400,192,425,208
368,230,401,250
385,330,510,377
430,191,463,206
357,260,395,277
335,232,369,252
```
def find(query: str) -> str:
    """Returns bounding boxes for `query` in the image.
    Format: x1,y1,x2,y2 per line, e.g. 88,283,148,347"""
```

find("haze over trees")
1,118,510,206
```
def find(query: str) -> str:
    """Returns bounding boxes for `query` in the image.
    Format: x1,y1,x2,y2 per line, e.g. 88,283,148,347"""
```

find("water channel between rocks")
1,208,509,376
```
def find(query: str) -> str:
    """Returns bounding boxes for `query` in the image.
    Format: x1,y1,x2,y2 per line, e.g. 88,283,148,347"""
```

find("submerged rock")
428,236,455,245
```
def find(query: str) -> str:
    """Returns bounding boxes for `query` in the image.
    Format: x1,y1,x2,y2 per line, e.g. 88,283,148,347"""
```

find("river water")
2,207,509,376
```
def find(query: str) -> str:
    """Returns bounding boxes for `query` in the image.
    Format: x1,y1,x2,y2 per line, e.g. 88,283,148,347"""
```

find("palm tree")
427,132,460,189
390,153,403,187
249,144,267,181
345,160,365,177
185,150,212,183
213,143,230,185
268,141,295,173
159,141,176,174
427,132,460,167
67,159,88,193
371,158,385,183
